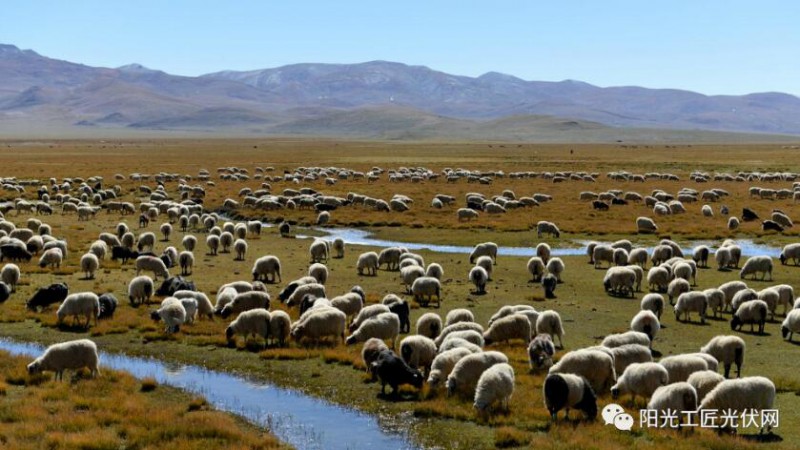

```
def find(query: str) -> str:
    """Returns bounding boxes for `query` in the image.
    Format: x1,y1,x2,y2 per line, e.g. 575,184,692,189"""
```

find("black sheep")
542,273,558,299
26,282,68,311
592,200,609,211
111,246,139,263
279,281,301,302
155,276,195,297
544,373,598,421
762,220,784,232
0,245,32,262
315,203,338,212
742,207,759,222
371,349,424,397
388,300,411,334
611,198,629,205
0,281,10,303
98,294,118,319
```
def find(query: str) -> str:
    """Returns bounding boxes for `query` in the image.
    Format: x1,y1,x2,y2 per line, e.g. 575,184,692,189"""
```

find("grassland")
0,139,799,449
0,350,285,449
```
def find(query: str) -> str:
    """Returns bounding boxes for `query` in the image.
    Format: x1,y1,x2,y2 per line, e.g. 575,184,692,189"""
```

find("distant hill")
2,43,800,141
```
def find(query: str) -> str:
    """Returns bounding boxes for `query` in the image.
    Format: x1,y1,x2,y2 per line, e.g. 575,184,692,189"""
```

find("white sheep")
469,242,498,265
703,288,725,318
401,265,426,293
428,347,475,388
646,266,670,292
636,216,658,233
251,255,282,283
350,304,391,332
699,377,776,433
136,232,156,252
434,321,485,348
346,312,400,348
206,234,220,255
178,251,194,276
549,349,616,394
233,238,248,261
770,284,795,315
779,243,800,265
309,239,329,264
602,331,651,348
362,337,389,376
151,297,186,333
473,363,515,414
445,308,474,327
651,245,673,265
731,300,768,334
628,248,648,268
526,256,545,282
308,262,329,285
611,362,669,403
543,373,598,421
468,265,489,294
127,275,154,306
646,382,698,427
357,251,379,276
483,313,531,345
719,280,748,309
291,307,346,345
674,291,708,324
437,337,483,354
57,292,99,328
135,255,169,280
285,283,326,307
667,278,690,305
606,344,654,376
537,221,560,238
528,333,556,370
640,293,665,319
546,257,565,282
220,291,271,318
27,339,100,381
659,354,709,383
488,304,536,326
700,335,745,378
0,263,20,292
38,247,63,269
536,310,564,348
592,245,614,269
739,255,773,281
757,287,780,319
268,310,291,346
457,208,479,221
89,240,108,260
80,253,99,279
225,308,270,346
330,291,364,321
173,290,213,320
630,310,660,345
416,312,442,339
446,350,509,397
399,335,437,375
782,309,800,341
425,263,444,280
411,276,442,307
686,370,725,403
182,235,197,251
603,266,636,297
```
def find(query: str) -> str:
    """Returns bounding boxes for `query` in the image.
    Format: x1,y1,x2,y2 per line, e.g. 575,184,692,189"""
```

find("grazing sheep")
659,355,709,383
537,221,560,238
265,310,291,347
150,297,186,333
346,312,401,348
425,263,444,280
611,362,669,403
80,253,99,279
651,245,673,266
699,377,776,433
728,216,740,230
526,256,545,282
549,349,616,394
687,370,725,403
628,248,648,268
89,240,108,260
178,251,194,276
309,240,329,264
285,283,326,307
630,310,660,344
400,335,437,375
542,273,558,299
731,288,759,312
674,291,708,324
488,304,536,326
225,308,271,346
233,239,248,261
647,266,670,292
731,300,768,334
592,244,614,269
38,247,63,268
362,338,390,377
457,208,479,221
546,257,565,282
469,266,488,294
127,276,154,306
308,262,329,285
647,383,698,427
416,312,442,339
770,284,795,315
739,255,773,281
220,291,271,319
603,266,636,298
160,223,172,241
536,310,564,348
474,255,493,280
474,363,515,414
411,276,442,307
446,308,474,327
428,347,475,389
781,309,800,341
291,307,347,345
330,291,364,322
371,349,424,397
483,313,531,345
446,350,509,397
136,232,156,252
434,322,485,348
719,280,748,310
173,290,213,320
667,278,690,305
182,235,197,252
606,344,654,376
779,243,800,265
692,245,710,268
756,288,780,319
27,339,100,381
602,331,651,348
641,293,665,319
636,216,658,233
536,243,551,264
528,334,556,370
378,247,402,271
251,255,282,284
701,335,746,378
401,265,426,293
0,263,20,292
543,373,598,421
357,251,379,276
469,242,498,265
56,292,100,328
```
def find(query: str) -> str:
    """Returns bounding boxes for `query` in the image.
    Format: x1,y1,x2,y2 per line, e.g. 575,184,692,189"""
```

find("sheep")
700,335,746,378
526,256,545,282
350,304,391,332
79,253,99,279
739,255,773,281
731,300,768,334
89,240,108,260
378,247,402,271
330,291,364,321
640,293,665,319
150,297,187,333
483,313,531,345
135,255,169,280
536,310,564,348
401,265,426,293
399,335,437,375
356,251,379,276
285,283,326,307
457,208,479,221
528,334,556,370
602,331,651,348
488,304,537,326
371,349,424,397
546,257,565,282
628,248,648,268
250,255,282,284
0,281,9,303
473,363,515,414
636,216,658,233
699,377,776,433
756,288,780,319
770,284,795,315
136,232,156,252
446,350,509,397
647,266,670,292
434,321,485,348
468,266,488,294
416,312,442,340
175,250,194,276
225,308,271,347
549,349,616,394
603,266,636,298
537,221,560,238
474,255,493,280
438,330,484,350
543,373,598,421
651,245,673,266
182,235,197,252
232,238,248,261
667,278,690,305
647,383,698,427
308,262,329,285
674,291,708,324
173,290,213,320
779,243,800,265
719,280,748,310
692,245,710,268
781,309,800,341
731,287,759,311
541,273,558,299
38,247,63,268
701,204,714,217
469,242,498,265
160,223,172,241
0,263,20,292
206,234,220,255
728,216,740,230
687,370,725,403
220,291,271,319
362,338,389,377
630,310,660,345
606,344,654,376
445,308,474,327
56,292,100,328
611,362,669,403
306,239,329,264
290,307,346,345
27,339,100,381
411,276,441,307
659,354,709,383
346,312,400,348
428,347,475,389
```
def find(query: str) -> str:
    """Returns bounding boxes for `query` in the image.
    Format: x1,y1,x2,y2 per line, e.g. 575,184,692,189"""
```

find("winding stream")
0,339,418,450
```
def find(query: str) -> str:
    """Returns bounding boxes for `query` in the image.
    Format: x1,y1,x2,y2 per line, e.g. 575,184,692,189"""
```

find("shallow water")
0,339,418,450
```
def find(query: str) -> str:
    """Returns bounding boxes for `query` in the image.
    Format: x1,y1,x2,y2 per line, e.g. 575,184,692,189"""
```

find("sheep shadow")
740,432,782,443
57,323,93,333
376,391,420,402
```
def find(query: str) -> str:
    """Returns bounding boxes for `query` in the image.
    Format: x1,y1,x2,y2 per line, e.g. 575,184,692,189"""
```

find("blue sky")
3,1,798,96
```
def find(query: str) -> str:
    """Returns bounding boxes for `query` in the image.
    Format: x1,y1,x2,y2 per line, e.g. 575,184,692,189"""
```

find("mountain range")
2,43,800,141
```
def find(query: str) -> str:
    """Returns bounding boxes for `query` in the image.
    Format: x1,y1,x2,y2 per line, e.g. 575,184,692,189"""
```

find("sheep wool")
27,339,100,381
611,362,669,403
473,363,515,413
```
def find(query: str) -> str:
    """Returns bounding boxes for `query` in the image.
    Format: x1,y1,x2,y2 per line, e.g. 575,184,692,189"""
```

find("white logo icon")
602,403,634,431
